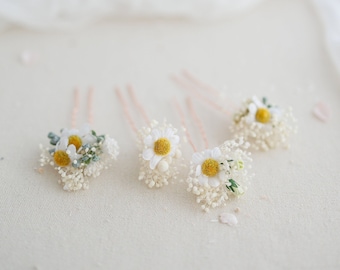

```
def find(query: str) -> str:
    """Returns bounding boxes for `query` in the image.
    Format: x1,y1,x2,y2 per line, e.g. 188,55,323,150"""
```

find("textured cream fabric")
1,0,340,269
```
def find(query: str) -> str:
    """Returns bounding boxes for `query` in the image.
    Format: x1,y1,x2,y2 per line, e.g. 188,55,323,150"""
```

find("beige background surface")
1,0,340,269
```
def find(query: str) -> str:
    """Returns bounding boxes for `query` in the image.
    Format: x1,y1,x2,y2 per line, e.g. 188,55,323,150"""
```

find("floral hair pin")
116,84,183,188
175,98,252,212
173,70,297,151
39,87,119,191
230,96,297,150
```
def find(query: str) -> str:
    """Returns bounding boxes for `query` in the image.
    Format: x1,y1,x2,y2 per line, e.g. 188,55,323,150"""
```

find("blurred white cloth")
312,0,340,75
1,0,340,75
0,0,263,30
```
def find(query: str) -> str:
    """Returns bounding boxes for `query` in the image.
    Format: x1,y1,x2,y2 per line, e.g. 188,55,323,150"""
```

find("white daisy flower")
142,127,179,170
187,139,253,212
231,96,297,150
40,125,119,192
59,124,96,151
192,147,225,188
53,137,81,167
246,96,281,124
136,120,183,189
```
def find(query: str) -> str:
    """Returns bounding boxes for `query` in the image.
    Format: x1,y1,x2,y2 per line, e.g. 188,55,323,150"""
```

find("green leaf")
92,155,100,162
229,179,238,187
97,135,105,143
226,179,240,193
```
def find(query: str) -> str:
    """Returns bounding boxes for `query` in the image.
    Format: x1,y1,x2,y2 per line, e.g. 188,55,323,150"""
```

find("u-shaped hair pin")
39,87,119,191
116,84,184,188
173,70,297,151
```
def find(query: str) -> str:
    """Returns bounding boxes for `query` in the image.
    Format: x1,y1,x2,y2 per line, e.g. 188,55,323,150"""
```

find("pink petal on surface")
219,213,238,226
313,102,330,122
19,50,39,65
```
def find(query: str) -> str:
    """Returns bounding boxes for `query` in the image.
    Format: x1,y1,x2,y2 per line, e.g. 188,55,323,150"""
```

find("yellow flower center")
255,108,271,123
54,150,71,167
201,158,219,177
154,138,171,156
68,135,82,150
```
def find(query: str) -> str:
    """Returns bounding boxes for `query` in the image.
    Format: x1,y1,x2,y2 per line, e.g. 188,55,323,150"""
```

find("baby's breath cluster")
231,96,297,151
39,124,119,191
137,119,183,188
187,138,252,212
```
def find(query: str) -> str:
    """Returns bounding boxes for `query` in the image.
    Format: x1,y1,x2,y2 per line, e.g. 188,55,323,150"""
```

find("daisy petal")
211,147,221,159
198,175,208,186
203,149,211,159
58,137,69,150
195,165,202,177
80,123,91,136
68,128,79,135
164,127,174,138
83,134,96,144
209,177,221,187
270,106,279,113
169,135,179,145
192,152,204,164
150,155,162,170
270,107,281,118
151,129,161,140
144,135,153,147
168,145,177,157
248,103,257,114
252,96,263,107
142,149,154,161
67,144,77,160
60,128,69,137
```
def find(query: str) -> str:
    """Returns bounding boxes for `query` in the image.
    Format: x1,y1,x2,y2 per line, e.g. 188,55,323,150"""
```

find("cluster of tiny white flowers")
230,96,297,151
57,166,89,191
102,136,120,160
136,119,183,188
39,127,119,191
187,138,252,212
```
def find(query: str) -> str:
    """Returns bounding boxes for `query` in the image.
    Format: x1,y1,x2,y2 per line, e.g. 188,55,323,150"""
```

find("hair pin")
116,84,183,188
231,96,297,150
175,98,253,212
173,70,297,151
39,87,119,191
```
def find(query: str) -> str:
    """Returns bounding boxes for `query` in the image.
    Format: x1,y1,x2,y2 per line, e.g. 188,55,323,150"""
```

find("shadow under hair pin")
39,87,119,191
116,84,183,188
173,70,297,151
174,98,253,212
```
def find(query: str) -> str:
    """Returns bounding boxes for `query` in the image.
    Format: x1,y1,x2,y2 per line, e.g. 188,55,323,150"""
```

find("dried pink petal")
19,50,39,65
219,212,238,226
313,101,330,122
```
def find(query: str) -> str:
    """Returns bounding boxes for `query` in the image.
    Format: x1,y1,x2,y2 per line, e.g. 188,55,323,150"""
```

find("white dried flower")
231,96,297,151
187,138,252,212
137,119,182,188
39,125,119,191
